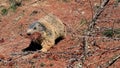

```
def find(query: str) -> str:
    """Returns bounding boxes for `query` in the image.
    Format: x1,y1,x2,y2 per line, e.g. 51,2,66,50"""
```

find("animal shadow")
22,41,42,52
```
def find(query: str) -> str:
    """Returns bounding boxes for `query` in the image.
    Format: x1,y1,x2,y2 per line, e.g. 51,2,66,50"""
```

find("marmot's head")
27,21,46,36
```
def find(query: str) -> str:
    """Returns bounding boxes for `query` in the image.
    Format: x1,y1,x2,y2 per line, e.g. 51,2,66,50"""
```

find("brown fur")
27,14,66,52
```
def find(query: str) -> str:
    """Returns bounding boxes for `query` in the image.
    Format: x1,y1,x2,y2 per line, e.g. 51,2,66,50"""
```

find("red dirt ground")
0,0,120,68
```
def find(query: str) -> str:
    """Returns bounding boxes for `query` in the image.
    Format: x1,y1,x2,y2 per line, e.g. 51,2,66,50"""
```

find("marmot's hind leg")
40,39,55,52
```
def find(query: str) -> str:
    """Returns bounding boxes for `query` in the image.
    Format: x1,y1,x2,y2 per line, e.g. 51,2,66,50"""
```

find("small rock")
33,53,39,58
7,57,13,61
0,54,5,60
0,38,4,43
8,61,15,66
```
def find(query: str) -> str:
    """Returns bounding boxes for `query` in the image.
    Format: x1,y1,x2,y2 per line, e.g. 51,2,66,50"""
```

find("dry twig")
98,54,120,68
81,0,110,67
88,0,110,33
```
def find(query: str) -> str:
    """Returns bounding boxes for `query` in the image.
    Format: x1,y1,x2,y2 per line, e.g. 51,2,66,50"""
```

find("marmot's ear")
39,26,46,31
38,23,46,31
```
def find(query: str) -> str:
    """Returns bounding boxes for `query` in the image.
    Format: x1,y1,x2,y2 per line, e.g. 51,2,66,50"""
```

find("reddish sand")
0,0,120,68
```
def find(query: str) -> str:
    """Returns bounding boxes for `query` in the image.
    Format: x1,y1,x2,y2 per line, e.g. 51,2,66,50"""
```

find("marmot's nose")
27,33,31,36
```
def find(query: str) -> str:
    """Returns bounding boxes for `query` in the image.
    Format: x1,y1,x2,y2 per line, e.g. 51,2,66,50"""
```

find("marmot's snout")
26,29,32,36
27,22,39,36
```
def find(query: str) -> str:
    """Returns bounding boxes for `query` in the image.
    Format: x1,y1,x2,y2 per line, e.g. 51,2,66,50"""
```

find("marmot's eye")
34,27,37,30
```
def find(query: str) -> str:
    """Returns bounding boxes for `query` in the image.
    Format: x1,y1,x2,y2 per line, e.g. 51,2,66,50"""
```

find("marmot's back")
39,14,65,38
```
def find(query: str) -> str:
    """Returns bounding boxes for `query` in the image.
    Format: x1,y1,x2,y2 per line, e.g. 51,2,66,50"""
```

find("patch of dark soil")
22,41,42,51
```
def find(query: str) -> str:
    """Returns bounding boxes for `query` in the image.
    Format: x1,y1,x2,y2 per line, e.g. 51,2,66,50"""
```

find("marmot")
27,14,66,52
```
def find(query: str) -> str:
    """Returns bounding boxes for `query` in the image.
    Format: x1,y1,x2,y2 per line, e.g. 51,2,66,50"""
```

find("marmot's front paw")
40,48,48,52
